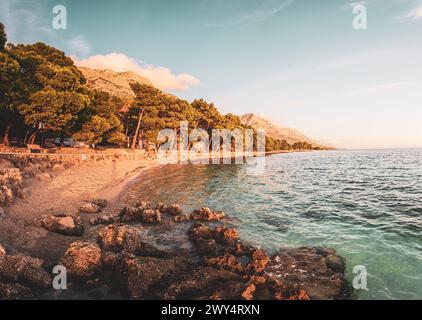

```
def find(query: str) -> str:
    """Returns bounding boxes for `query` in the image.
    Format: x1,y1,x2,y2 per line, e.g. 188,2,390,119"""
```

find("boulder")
60,241,102,278
79,203,101,213
141,209,162,223
0,283,34,300
174,214,189,222
0,254,52,288
97,224,165,257
190,207,225,221
90,215,116,226
0,186,13,205
92,199,108,209
37,214,84,236
125,256,190,299
159,204,184,216
119,206,143,222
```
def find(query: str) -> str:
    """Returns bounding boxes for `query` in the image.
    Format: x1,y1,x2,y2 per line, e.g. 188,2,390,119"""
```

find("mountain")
79,67,153,102
240,113,328,148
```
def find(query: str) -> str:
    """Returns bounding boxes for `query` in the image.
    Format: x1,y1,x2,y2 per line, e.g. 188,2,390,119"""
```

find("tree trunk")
3,124,11,146
131,109,144,150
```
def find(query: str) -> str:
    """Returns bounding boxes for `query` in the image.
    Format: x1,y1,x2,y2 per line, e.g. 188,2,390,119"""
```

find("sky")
1,0,422,149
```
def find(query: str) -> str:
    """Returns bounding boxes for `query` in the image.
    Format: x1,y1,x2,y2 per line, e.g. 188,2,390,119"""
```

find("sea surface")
118,149,422,300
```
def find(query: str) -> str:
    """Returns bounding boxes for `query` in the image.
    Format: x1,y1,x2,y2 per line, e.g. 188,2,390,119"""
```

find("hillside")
79,67,152,102
240,113,328,148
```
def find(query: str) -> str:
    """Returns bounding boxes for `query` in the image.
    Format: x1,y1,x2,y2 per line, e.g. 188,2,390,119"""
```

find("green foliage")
0,22,6,50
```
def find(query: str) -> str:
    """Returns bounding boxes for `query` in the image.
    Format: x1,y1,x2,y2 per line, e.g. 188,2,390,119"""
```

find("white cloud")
72,53,201,91
404,5,422,20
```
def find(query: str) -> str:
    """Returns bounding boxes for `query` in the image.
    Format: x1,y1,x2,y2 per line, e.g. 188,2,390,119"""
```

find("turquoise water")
120,149,422,300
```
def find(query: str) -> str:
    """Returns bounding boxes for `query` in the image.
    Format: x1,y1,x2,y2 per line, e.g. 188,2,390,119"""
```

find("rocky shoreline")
0,155,351,300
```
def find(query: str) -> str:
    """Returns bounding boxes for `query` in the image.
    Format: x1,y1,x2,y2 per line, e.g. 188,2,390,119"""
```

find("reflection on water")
117,149,422,300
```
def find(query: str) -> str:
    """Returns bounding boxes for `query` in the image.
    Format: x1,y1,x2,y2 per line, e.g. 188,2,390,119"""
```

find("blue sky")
1,0,422,148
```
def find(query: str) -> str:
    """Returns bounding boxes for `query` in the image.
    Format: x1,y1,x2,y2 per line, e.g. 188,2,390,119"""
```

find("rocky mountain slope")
79,67,152,102
240,113,327,148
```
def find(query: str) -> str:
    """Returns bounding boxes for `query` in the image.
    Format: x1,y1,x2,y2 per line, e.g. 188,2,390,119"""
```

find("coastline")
0,151,350,300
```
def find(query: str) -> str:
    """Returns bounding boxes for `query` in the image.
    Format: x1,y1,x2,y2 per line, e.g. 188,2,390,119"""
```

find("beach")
0,151,350,300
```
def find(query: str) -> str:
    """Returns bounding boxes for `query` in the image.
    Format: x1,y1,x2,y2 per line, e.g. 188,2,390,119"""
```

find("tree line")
0,22,315,152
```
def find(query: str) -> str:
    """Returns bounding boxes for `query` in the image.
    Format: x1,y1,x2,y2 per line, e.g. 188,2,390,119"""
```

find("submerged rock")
37,214,84,236
60,241,102,278
79,203,102,213
190,207,225,221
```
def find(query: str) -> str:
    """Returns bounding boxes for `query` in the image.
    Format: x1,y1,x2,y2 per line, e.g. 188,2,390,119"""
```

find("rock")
0,244,6,257
174,214,189,222
141,209,162,223
265,247,347,300
0,254,52,288
37,214,84,236
163,266,244,300
97,224,165,257
79,203,101,213
51,164,65,171
0,207,6,221
190,207,225,221
92,199,108,209
159,204,184,216
125,256,190,299
90,215,116,226
119,206,143,222
0,186,13,205
136,200,151,208
204,254,243,273
36,172,51,181
245,248,269,273
325,253,345,274
0,283,34,300
101,251,123,268
60,241,102,278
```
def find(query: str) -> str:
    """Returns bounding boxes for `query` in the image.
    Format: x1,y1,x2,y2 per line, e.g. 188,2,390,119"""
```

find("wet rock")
325,253,345,274
97,224,165,257
0,283,34,300
245,249,269,273
119,206,143,222
125,256,190,299
92,199,108,209
189,223,238,245
163,266,244,300
190,207,225,221
204,254,243,273
0,254,52,288
265,247,346,300
79,203,101,213
90,214,116,226
141,209,162,223
37,214,84,236
60,241,102,278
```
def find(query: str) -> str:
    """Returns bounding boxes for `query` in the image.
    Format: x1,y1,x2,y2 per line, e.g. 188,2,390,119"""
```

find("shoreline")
0,151,351,300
